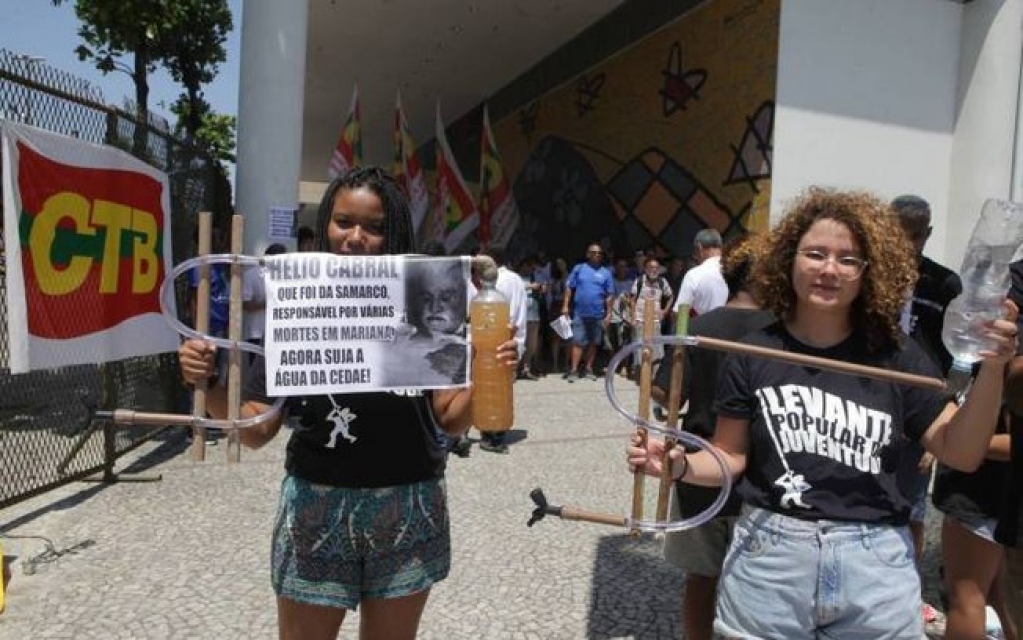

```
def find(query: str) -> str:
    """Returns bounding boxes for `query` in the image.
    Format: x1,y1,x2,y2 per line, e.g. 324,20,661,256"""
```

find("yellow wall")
494,0,778,261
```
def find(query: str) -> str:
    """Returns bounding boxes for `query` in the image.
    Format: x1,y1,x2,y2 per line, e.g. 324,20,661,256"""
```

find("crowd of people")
179,164,1023,639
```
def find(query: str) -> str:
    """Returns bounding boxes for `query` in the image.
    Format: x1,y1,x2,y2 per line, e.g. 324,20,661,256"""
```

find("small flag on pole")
478,105,520,249
327,84,362,180
433,103,479,253
393,92,430,232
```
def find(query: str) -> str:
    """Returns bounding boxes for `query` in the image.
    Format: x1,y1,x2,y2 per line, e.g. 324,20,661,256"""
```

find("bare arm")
178,339,283,449
434,329,520,436
987,432,1012,462
627,415,749,486
920,302,1019,471
561,287,574,316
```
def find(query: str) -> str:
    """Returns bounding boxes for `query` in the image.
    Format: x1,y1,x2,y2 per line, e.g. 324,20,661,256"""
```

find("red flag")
432,103,478,253
327,85,362,180
393,92,430,231
478,105,520,249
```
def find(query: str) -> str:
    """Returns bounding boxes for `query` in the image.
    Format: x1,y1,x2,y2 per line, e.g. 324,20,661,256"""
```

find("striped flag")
393,92,430,232
478,105,520,249
433,102,479,253
327,85,362,180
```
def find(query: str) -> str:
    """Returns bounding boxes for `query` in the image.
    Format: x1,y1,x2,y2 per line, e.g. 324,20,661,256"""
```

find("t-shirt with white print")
244,354,447,488
714,322,949,524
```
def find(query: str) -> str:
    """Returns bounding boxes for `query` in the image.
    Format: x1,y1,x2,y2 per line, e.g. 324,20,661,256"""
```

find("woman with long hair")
179,166,518,640
629,188,1019,638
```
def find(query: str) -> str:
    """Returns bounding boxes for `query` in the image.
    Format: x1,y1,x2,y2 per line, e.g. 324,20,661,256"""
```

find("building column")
235,0,309,255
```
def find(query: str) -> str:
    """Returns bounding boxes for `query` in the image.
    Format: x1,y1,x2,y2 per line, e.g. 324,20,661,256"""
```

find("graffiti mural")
661,42,708,116
490,0,779,263
725,100,774,194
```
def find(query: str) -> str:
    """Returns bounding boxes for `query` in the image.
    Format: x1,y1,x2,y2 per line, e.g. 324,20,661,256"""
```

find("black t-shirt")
245,355,448,488
995,259,1023,546
932,415,1010,522
906,256,962,373
714,322,949,524
654,306,775,518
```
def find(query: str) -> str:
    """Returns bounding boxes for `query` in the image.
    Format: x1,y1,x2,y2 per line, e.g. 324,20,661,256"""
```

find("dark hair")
890,194,931,225
265,243,288,256
314,166,415,255
297,226,315,243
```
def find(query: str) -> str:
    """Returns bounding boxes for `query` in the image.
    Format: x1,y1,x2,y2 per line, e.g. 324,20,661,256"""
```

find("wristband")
673,453,689,481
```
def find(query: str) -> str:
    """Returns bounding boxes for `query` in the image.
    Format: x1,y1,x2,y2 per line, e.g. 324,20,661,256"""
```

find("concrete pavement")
0,373,946,638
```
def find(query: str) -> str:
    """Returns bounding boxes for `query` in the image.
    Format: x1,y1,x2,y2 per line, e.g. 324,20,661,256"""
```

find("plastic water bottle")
471,271,513,431
940,199,1023,393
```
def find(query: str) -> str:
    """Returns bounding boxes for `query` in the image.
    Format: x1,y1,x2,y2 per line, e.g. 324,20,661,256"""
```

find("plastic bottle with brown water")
471,273,513,430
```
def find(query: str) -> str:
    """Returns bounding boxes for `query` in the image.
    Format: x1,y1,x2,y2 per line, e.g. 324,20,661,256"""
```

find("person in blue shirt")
559,242,614,381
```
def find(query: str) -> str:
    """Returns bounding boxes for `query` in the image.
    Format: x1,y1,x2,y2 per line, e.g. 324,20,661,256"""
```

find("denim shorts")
271,475,450,610
571,316,604,347
948,512,1000,543
715,507,922,639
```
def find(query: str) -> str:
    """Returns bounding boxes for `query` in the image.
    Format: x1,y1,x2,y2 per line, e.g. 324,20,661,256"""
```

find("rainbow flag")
327,85,362,180
478,105,520,249
393,92,430,232
433,103,479,253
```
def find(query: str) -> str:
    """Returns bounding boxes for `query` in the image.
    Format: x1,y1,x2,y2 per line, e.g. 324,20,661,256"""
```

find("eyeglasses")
796,249,868,280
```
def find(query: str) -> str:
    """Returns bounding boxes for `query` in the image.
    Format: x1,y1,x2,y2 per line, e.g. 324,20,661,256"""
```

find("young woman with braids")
628,188,1020,638
178,167,518,640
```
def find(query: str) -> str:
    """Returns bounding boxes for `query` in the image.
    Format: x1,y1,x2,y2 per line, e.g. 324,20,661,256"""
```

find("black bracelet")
673,453,689,481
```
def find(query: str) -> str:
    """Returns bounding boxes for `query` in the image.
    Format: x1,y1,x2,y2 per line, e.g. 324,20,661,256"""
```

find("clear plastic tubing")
604,334,734,533
160,253,284,430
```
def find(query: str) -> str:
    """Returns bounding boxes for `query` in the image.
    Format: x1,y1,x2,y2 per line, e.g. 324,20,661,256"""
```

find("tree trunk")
132,38,150,159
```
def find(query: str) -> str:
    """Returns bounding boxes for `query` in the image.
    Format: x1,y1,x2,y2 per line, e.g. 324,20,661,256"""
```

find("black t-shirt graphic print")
714,323,948,524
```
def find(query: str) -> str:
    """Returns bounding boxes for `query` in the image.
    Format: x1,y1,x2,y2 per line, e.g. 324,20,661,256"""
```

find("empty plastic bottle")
940,199,1023,393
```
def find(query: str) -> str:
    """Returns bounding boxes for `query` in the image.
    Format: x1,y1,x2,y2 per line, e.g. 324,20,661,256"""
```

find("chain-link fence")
0,48,231,509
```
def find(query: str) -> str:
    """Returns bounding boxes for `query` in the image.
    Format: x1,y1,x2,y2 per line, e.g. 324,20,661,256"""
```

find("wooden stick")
656,304,690,521
225,214,244,464
559,506,628,527
190,212,212,462
630,301,658,536
692,335,947,392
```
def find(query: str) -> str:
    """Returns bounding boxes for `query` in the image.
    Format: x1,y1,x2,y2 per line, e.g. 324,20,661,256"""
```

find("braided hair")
313,166,416,255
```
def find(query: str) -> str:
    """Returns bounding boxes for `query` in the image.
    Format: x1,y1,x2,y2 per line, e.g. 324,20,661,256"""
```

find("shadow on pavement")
587,533,684,639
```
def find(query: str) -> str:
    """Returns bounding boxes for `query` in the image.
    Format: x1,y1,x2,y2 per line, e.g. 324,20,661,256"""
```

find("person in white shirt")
673,229,728,318
479,247,527,454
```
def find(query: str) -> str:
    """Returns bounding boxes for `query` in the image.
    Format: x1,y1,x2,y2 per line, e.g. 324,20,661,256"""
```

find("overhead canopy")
301,0,624,184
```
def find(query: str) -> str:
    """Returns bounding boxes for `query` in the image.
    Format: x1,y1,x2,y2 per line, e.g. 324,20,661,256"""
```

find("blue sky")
1,0,242,132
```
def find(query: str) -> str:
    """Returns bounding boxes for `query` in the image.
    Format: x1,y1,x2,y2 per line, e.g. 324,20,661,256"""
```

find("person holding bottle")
178,166,519,640
628,188,1019,639
889,194,962,627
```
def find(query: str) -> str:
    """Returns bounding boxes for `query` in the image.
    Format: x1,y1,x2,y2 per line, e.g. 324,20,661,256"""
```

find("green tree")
171,96,236,168
51,0,232,157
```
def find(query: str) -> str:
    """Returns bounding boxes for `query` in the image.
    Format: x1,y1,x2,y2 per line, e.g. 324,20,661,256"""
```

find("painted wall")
772,0,1023,272
946,0,1023,271
489,0,780,263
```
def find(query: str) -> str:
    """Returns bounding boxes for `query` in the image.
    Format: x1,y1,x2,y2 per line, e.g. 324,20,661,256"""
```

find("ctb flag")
478,105,520,249
393,92,430,232
433,103,478,253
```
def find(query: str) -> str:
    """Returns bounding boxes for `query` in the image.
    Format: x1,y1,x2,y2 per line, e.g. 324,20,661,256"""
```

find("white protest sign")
264,253,471,396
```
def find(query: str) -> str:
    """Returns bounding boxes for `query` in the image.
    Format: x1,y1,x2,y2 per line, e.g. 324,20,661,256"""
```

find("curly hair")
720,235,757,298
750,188,917,354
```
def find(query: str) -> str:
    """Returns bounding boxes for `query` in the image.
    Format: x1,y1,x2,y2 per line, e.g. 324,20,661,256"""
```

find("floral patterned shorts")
271,475,450,610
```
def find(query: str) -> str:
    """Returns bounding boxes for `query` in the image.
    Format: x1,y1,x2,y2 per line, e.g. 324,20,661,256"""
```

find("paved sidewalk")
0,373,947,638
